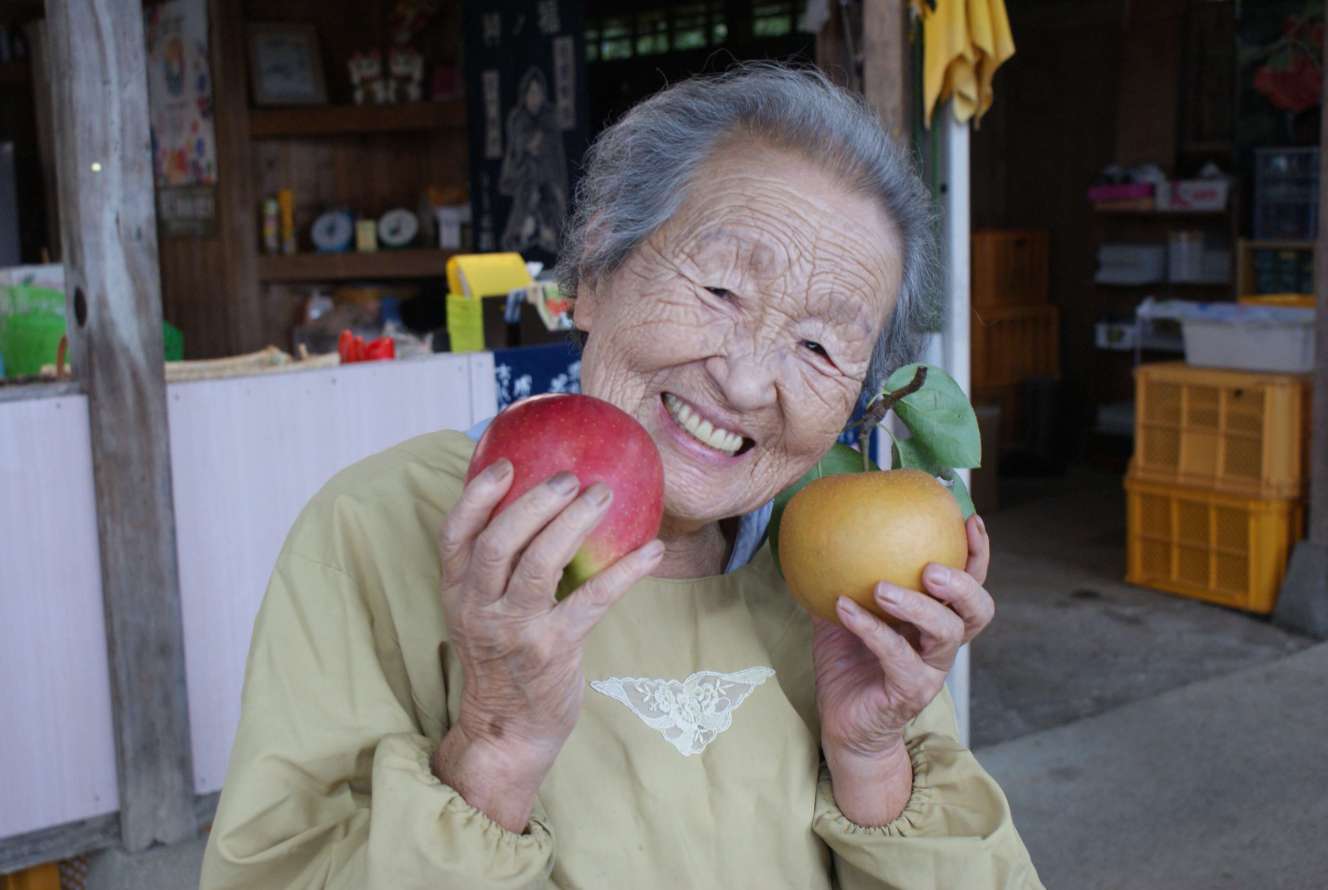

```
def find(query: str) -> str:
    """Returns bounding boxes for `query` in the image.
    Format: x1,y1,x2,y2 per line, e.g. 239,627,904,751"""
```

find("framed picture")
248,23,327,106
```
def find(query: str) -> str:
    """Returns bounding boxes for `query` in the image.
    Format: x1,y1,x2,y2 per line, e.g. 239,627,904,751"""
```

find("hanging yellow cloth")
913,0,1015,128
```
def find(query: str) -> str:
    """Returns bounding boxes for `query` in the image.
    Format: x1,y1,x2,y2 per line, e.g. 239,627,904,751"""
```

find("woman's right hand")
432,458,664,831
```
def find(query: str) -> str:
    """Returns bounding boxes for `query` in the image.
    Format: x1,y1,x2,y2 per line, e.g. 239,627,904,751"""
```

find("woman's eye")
704,286,732,300
802,339,829,358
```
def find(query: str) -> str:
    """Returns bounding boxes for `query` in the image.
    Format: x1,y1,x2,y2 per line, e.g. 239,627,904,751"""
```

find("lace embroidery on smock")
591,666,776,756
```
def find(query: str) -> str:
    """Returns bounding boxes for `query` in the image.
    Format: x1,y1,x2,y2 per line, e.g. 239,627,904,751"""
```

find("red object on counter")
338,329,395,364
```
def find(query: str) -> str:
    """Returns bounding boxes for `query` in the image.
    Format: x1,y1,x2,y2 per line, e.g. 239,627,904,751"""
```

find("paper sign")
446,293,486,353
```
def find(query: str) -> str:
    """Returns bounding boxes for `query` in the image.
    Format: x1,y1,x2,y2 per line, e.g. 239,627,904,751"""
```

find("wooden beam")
817,1,855,90
22,20,59,261
862,0,910,141
0,813,119,876
212,0,263,354
43,0,196,852
1275,27,1328,638
1311,97,1328,552
0,379,83,403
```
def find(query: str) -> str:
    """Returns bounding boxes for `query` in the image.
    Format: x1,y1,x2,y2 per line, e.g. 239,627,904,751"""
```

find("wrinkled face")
575,141,903,524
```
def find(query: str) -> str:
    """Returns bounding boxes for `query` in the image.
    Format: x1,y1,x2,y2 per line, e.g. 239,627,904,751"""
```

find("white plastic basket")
1181,317,1315,373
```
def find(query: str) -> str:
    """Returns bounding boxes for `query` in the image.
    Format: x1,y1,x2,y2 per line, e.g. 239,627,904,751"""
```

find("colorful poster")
145,0,217,188
463,0,589,269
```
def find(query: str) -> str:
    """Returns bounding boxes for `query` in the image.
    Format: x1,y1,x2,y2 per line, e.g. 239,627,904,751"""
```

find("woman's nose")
705,350,778,413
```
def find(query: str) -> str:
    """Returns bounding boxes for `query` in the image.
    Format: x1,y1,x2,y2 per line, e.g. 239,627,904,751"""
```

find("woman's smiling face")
574,141,903,525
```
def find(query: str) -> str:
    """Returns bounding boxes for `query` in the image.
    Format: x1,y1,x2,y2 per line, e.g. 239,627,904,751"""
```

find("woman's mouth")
661,393,754,456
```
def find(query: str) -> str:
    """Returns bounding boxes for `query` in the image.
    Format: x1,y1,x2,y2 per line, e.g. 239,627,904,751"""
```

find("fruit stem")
855,365,927,471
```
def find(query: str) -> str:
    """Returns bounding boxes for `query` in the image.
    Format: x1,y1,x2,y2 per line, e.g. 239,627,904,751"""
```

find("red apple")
465,393,665,599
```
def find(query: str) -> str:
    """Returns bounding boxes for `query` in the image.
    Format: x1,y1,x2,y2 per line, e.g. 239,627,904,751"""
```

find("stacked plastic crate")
1126,362,1311,613
970,229,1059,450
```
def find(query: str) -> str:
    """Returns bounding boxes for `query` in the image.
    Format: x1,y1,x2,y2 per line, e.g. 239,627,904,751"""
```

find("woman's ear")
572,278,596,333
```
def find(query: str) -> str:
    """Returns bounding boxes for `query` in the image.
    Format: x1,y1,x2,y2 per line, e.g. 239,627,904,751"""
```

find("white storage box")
1096,243,1166,285
1157,178,1230,212
1182,312,1315,373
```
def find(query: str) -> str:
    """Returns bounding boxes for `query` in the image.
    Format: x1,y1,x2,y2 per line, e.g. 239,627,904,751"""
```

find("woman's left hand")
812,514,993,825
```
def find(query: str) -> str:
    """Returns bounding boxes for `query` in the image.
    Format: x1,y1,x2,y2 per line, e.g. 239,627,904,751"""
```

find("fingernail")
837,596,863,619
925,565,951,587
486,459,513,480
642,540,665,560
976,515,987,535
587,483,613,507
549,471,578,494
876,583,901,604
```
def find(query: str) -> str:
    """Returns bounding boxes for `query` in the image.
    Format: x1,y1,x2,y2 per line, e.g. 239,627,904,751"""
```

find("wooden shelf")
1242,239,1315,251
1096,280,1232,288
1094,207,1230,219
257,249,454,282
249,100,465,138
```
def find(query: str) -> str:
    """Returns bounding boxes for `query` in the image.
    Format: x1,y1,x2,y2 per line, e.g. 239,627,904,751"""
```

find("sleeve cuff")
813,734,1044,889
813,738,937,838
367,734,555,888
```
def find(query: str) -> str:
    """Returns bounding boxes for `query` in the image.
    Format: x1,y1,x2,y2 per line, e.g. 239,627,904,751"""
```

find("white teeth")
663,393,745,455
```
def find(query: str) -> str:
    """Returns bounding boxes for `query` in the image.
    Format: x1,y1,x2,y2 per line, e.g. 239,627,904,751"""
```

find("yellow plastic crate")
1130,362,1311,499
1125,476,1303,614
1238,293,1316,309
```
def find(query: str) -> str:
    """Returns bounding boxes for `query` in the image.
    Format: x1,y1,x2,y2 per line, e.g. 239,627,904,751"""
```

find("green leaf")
941,469,977,520
884,363,981,470
893,434,943,475
768,443,877,578
894,436,976,519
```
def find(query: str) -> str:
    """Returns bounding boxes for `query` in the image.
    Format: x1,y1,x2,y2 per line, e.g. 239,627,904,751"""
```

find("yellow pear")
777,469,969,624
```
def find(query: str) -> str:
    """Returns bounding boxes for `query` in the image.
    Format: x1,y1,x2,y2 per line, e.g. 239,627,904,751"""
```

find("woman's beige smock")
199,430,1043,889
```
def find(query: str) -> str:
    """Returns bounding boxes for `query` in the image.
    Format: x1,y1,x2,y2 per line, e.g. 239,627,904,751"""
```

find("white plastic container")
1096,243,1167,285
1182,317,1315,373
1167,230,1204,282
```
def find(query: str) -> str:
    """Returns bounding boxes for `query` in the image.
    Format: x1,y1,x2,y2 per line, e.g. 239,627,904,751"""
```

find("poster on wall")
145,0,219,236
462,0,589,269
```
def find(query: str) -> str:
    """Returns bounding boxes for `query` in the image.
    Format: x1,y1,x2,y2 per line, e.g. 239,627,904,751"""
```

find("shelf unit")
1092,207,1229,220
1088,194,1240,413
153,0,469,359
248,100,465,138
257,249,455,282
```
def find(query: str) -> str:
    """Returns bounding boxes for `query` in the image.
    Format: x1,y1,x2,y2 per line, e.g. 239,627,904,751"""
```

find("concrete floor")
972,468,1312,747
971,467,1323,888
980,642,1328,889
80,466,1324,889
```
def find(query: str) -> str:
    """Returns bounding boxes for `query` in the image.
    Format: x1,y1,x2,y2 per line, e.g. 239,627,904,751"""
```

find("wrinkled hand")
433,459,663,830
813,514,993,818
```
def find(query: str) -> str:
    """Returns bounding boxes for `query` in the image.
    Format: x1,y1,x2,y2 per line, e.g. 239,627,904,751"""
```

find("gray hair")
556,62,939,401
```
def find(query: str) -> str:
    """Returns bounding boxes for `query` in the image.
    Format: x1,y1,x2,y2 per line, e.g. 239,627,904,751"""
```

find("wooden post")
22,20,60,261
862,0,911,141
44,0,196,851
1274,26,1328,638
817,1,855,89
1310,115,1328,555
817,0,911,141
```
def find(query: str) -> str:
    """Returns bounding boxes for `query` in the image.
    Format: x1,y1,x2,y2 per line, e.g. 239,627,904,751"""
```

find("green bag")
0,285,185,377
0,286,66,378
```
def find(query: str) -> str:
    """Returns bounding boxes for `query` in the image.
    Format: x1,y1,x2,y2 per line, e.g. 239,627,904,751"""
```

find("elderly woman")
200,65,1042,889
